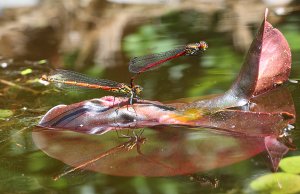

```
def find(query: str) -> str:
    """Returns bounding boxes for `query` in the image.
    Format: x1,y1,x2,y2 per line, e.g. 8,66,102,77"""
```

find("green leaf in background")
250,172,300,194
279,156,300,174
0,109,13,118
37,59,47,65
20,68,33,75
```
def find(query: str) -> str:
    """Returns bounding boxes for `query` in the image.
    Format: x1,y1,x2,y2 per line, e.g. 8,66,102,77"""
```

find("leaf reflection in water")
32,125,291,178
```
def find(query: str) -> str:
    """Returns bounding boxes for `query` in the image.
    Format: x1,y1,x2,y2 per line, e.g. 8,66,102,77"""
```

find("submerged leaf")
250,173,300,194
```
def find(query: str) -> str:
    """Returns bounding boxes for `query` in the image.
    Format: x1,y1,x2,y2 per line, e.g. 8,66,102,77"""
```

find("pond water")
0,3,300,194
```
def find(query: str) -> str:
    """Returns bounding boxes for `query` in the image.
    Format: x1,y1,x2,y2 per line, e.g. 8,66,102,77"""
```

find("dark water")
1,4,300,194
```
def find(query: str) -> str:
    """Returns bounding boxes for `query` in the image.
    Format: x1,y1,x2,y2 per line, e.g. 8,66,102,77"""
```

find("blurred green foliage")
124,25,178,57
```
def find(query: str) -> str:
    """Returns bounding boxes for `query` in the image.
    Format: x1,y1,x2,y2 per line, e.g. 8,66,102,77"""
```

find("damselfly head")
199,41,208,51
185,41,208,56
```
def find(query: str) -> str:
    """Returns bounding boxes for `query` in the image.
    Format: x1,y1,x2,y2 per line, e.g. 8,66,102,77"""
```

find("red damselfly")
41,69,142,104
129,41,208,74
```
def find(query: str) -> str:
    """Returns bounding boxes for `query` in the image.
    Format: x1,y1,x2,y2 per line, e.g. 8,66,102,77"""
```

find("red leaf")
38,85,294,137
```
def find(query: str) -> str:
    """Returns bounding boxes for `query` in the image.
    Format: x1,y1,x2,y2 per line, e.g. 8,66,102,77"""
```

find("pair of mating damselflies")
42,41,208,104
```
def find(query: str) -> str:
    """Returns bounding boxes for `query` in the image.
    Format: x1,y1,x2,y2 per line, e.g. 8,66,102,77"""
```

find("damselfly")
41,69,142,104
129,41,208,74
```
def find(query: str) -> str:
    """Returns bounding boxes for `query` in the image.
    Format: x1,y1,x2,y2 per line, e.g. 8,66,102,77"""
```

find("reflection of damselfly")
53,129,147,180
129,41,208,74
41,69,143,104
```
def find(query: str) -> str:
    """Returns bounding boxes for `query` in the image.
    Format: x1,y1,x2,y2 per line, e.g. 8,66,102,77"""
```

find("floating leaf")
0,109,13,118
38,85,294,137
279,156,300,174
250,172,300,194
